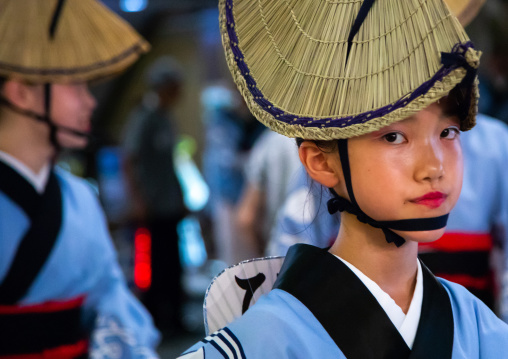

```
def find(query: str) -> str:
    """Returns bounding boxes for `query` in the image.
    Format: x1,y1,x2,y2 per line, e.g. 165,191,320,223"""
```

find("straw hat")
220,0,481,140
445,0,486,26
0,0,150,84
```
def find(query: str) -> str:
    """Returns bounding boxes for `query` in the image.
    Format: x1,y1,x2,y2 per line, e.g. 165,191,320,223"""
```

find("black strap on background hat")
49,0,66,39
44,0,66,150
327,139,449,247
43,83,61,152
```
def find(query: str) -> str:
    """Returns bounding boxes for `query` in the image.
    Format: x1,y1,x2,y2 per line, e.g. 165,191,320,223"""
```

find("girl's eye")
383,132,405,144
441,127,460,139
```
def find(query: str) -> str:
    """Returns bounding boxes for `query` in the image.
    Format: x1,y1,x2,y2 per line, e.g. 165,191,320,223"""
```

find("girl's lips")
410,192,447,209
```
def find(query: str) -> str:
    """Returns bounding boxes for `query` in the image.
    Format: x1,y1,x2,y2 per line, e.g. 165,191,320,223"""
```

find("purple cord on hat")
225,0,475,129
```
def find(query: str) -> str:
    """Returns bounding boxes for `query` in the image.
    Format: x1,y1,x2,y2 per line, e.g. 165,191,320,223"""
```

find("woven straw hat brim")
220,0,480,140
445,0,486,26
0,0,150,84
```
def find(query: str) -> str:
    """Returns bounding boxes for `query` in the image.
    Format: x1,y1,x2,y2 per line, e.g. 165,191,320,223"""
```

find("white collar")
0,151,51,194
334,255,423,349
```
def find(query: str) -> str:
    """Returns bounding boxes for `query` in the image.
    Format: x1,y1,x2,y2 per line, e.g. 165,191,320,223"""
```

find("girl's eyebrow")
370,121,406,136
369,126,398,137
370,129,384,137
439,112,461,124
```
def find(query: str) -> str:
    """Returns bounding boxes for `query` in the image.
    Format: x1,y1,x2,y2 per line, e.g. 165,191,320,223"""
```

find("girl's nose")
83,85,97,110
413,141,444,184
87,90,97,110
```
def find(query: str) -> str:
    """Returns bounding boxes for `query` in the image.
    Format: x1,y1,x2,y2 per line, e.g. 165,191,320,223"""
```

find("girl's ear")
298,141,342,188
2,80,41,111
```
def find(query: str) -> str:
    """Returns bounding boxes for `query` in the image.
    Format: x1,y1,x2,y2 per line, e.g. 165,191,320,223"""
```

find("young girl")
181,0,508,357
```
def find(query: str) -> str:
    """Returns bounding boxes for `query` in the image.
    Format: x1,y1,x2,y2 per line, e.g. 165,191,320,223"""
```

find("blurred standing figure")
266,166,340,257
0,0,160,357
201,84,264,265
123,56,187,338
236,130,301,258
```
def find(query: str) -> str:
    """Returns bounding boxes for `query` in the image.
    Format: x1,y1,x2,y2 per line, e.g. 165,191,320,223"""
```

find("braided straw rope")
0,0,150,84
220,0,481,140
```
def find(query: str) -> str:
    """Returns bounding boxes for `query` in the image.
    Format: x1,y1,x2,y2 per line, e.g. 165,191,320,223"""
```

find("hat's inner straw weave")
345,0,375,63
234,0,467,119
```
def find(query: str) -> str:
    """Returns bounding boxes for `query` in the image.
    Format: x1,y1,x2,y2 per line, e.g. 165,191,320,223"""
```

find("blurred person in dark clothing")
123,56,187,337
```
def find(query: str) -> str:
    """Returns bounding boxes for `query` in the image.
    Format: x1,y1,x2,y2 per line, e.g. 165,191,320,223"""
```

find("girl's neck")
329,212,419,313
0,114,55,173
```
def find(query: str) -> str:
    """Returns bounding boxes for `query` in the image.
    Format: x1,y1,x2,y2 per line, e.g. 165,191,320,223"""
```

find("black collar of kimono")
0,160,63,304
327,139,449,247
273,244,454,359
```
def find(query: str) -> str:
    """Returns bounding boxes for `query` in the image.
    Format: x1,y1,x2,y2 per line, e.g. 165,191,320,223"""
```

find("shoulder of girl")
178,327,246,359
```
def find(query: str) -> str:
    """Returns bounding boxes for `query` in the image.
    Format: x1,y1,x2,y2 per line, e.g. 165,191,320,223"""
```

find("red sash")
0,296,88,358
419,232,495,309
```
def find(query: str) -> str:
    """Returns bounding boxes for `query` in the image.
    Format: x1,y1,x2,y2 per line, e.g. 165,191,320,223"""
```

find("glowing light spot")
134,227,152,290
120,0,147,12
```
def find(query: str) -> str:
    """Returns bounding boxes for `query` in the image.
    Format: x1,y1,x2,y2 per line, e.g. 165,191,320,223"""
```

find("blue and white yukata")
180,244,508,359
0,154,160,358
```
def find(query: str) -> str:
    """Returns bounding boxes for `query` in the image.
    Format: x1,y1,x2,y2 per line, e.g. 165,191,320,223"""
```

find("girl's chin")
393,228,446,244
56,133,89,149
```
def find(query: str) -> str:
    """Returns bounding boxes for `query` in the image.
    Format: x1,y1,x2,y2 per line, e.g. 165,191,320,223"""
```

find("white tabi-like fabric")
0,150,50,194
335,255,423,349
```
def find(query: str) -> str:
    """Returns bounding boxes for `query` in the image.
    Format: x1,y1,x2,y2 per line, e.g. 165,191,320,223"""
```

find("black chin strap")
327,139,449,247
44,83,60,152
0,94,93,143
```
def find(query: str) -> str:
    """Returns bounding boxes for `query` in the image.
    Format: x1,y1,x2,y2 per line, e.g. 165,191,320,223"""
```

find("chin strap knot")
327,194,406,247
327,195,349,215
380,229,406,247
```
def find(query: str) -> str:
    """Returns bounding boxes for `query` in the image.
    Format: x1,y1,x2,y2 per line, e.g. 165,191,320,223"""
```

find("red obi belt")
0,296,88,358
419,232,495,309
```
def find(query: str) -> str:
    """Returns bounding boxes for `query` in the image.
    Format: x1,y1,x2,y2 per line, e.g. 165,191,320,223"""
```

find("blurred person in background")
200,84,264,265
266,166,340,257
236,130,301,259
0,0,160,357
475,6,508,124
122,56,187,338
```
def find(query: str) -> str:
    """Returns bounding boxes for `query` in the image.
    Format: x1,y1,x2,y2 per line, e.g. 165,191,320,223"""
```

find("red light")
134,228,152,290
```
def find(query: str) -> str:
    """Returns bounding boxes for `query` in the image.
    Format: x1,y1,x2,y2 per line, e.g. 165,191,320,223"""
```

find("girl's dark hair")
442,83,469,122
295,137,338,152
